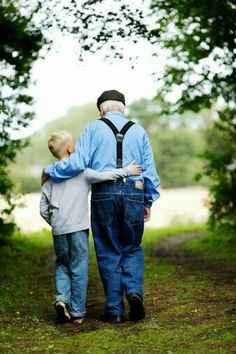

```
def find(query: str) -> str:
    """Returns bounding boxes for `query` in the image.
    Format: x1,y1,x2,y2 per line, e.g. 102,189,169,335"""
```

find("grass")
185,229,236,261
143,224,207,245
0,226,235,353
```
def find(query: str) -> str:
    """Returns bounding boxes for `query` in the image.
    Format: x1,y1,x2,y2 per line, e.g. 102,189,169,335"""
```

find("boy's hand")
41,169,48,185
129,160,141,175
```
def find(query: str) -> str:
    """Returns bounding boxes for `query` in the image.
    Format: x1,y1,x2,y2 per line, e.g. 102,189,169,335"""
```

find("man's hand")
144,207,151,222
41,169,48,185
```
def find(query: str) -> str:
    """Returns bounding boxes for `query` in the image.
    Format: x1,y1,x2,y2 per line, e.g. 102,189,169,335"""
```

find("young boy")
40,130,141,324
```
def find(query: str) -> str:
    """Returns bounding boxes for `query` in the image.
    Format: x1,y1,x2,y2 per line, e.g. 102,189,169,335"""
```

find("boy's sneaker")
54,301,71,323
72,316,84,324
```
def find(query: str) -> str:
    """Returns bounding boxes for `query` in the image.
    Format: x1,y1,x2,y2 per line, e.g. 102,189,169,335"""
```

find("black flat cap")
97,90,125,110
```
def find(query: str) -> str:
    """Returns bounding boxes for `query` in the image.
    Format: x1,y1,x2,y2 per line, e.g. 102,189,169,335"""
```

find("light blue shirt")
45,111,160,207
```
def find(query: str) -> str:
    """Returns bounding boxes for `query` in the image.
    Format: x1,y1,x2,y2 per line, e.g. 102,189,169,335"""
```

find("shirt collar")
104,111,124,119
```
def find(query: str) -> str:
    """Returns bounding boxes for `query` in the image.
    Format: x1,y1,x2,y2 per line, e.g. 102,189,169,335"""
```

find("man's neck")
104,111,124,118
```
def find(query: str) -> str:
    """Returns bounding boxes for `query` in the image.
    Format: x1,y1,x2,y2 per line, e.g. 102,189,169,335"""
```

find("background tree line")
9,99,210,194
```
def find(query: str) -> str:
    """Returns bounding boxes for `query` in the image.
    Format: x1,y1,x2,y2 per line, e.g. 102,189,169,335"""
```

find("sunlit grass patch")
186,230,236,261
143,224,207,246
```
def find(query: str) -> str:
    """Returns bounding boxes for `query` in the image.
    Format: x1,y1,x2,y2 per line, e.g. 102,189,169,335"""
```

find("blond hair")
48,130,73,159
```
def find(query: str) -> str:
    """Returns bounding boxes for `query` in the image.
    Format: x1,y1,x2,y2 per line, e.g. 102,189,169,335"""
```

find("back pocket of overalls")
124,198,144,226
91,198,113,225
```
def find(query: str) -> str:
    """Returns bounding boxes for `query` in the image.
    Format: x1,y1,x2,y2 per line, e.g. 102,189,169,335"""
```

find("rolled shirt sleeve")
142,131,160,208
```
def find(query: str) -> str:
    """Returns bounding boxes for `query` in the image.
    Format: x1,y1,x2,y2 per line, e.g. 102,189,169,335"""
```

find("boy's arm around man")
83,162,141,184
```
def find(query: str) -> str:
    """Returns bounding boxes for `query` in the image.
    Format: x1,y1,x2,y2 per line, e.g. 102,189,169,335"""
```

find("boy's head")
48,130,74,160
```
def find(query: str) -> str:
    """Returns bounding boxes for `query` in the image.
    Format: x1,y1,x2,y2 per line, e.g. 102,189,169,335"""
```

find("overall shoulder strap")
100,118,135,168
116,121,135,167
120,121,135,135
100,118,118,135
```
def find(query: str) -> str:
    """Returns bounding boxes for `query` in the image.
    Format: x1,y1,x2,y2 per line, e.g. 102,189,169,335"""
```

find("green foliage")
148,0,235,111
147,0,236,232
129,98,207,188
186,229,236,260
156,126,204,188
11,169,40,194
203,112,236,232
127,0,236,233
29,1,147,58
0,0,45,241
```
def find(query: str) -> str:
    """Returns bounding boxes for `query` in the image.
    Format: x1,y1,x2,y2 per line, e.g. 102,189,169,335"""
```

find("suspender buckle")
116,133,124,142
117,158,122,168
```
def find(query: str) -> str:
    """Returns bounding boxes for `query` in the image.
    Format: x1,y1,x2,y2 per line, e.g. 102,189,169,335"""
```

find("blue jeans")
53,230,89,317
91,180,144,316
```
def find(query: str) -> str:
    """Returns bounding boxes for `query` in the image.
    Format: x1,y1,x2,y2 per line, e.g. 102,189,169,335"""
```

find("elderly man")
44,90,160,323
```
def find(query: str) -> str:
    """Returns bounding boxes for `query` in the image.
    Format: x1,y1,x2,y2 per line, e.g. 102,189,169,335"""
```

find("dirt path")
1,231,235,353
151,232,236,285
151,231,203,257
65,231,236,338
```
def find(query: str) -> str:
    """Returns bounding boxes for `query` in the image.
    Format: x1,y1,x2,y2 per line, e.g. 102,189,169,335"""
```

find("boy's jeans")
53,230,89,317
91,180,144,317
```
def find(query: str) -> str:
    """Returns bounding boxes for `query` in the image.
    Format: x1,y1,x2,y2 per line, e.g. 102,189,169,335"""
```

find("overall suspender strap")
100,118,135,168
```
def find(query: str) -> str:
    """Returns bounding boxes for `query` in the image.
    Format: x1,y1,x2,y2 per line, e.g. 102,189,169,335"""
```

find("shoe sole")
102,315,124,324
128,295,145,322
55,304,71,323
73,319,84,324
